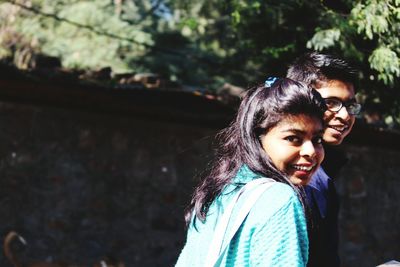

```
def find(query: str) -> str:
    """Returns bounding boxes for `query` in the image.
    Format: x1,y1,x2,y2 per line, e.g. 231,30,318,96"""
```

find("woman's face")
260,114,325,186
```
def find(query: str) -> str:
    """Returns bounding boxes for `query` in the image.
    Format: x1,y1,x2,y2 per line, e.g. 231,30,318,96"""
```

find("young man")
287,52,362,267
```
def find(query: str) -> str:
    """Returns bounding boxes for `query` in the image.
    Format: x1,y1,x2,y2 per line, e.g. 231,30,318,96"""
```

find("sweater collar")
233,165,261,184
222,165,262,194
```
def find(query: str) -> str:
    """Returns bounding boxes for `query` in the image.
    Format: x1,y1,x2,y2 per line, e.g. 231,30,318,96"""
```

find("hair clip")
264,76,278,87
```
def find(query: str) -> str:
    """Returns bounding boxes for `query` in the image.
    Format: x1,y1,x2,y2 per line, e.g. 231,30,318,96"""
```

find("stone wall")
0,100,399,267
0,101,216,266
338,144,400,267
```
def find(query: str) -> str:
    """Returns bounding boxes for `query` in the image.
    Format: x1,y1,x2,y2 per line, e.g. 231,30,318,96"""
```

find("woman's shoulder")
260,181,299,202
248,181,302,221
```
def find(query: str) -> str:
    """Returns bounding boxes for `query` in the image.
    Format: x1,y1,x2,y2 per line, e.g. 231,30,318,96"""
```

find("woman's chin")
289,173,313,186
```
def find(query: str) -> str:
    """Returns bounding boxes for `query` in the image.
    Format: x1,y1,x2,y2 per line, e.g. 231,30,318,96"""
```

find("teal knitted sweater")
176,166,309,266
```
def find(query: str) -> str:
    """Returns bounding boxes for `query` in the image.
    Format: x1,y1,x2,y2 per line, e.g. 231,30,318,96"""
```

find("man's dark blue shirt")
305,146,347,267
305,167,340,267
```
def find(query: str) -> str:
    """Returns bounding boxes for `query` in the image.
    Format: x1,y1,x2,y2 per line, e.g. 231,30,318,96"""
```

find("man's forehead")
315,79,355,99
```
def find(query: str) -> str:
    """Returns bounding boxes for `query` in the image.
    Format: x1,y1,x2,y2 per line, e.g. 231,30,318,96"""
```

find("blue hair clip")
264,76,278,87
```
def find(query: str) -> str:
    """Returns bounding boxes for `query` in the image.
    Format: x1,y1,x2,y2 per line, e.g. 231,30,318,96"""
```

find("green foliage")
308,0,400,85
0,0,400,124
230,0,261,25
307,28,341,51
349,0,400,86
0,0,154,72
307,0,400,123
351,1,391,40
46,1,151,70
369,46,400,84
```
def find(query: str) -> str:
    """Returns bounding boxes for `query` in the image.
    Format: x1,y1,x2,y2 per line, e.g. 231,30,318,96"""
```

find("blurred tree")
161,0,323,85
0,0,154,72
0,0,399,125
167,0,400,125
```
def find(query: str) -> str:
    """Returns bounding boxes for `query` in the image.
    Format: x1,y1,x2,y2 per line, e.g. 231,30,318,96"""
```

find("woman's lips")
291,163,316,180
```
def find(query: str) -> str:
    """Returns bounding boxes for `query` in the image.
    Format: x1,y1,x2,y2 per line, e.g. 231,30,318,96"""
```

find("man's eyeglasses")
324,98,362,115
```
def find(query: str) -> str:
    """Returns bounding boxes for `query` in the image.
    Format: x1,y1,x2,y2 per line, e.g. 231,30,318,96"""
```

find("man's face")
316,79,356,145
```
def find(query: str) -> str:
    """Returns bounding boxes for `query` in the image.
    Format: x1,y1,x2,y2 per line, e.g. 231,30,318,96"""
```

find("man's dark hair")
287,52,358,91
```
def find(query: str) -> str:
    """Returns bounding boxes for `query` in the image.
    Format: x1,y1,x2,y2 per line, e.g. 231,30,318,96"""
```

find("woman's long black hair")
185,78,326,224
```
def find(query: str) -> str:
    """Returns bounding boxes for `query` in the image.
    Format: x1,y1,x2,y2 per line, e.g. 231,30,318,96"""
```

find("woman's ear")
254,127,265,138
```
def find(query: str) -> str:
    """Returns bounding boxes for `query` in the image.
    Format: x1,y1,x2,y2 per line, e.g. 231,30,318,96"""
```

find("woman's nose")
300,141,316,158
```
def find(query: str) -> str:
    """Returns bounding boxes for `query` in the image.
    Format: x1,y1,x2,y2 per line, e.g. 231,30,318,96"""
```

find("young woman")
176,78,326,267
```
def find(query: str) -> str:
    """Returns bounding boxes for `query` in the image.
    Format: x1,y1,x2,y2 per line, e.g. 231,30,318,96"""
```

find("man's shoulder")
322,145,348,179
307,167,331,191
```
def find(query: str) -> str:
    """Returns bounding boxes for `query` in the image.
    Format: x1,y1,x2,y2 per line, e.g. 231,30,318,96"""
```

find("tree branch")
3,0,219,66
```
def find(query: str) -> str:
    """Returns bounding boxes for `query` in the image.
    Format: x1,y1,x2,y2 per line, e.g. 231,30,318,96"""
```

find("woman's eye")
313,136,323,144
285,136,301,143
